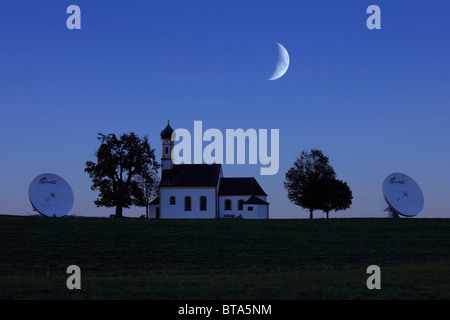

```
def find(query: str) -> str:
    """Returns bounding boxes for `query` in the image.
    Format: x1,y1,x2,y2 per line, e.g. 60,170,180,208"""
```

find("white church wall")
218,196,269,219
218,196,247,219
160,188,216,219
257,204,269,219
217,196,267,219
148,204,158,219
243,203,269,219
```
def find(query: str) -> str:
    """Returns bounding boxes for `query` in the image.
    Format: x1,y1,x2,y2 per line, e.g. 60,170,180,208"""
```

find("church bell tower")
160,121,174,172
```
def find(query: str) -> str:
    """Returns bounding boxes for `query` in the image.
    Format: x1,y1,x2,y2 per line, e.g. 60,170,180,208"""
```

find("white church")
148,122,269,219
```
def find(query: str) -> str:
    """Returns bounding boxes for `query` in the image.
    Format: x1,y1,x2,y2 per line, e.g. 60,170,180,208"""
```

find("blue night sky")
1,0,449,218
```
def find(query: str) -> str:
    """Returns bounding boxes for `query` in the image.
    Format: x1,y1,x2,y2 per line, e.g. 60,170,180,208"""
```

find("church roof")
160,122,174,139
160,164,222,188
244,195,269,205
218,177,267,196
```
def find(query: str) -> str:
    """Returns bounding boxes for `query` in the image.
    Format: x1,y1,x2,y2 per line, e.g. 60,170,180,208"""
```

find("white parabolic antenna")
382,173,424,217
28,173,74,217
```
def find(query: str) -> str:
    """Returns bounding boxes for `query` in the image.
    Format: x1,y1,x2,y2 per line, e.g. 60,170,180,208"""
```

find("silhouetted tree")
284,149,336,219
85,133,160,217
322,179,353,218
136,172,160,218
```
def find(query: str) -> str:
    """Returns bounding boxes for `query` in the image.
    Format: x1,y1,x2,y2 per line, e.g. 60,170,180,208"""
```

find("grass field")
1,215,449,299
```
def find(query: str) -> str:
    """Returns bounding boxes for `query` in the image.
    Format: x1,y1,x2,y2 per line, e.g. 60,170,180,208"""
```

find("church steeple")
160,121,174,172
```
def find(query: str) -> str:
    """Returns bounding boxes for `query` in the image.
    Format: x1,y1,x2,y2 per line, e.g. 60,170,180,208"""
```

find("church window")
225,199,232,211
184,196,192,211
165,146,169,154
238,199,244,211
200,196,207,211
170,196,176,205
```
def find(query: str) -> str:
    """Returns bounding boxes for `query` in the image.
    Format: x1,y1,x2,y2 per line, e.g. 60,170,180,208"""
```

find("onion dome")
160,121,174,139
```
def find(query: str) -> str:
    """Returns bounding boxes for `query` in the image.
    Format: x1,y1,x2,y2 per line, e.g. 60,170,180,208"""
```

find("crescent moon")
268,42,290,81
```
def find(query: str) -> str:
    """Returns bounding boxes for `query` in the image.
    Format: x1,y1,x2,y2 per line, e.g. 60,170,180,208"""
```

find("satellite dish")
28,173,74,217
382,173,424,217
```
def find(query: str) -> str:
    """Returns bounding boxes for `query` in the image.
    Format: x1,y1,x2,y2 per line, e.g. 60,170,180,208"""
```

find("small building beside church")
149,122,269,219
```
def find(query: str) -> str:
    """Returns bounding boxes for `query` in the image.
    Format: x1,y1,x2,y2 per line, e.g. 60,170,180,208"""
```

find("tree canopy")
85,132,160,217
284,149,352,219
321,179,353,218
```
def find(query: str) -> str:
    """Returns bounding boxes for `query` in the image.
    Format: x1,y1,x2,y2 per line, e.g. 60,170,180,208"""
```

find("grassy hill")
0,215,449,299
